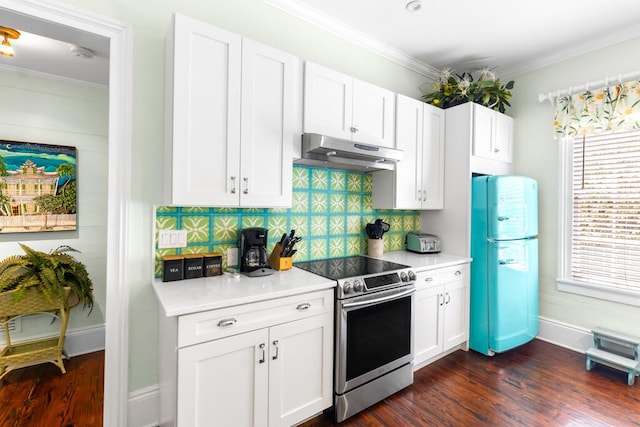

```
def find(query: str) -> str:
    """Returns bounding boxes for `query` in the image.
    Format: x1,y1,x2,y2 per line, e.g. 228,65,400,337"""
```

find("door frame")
1,0,133,425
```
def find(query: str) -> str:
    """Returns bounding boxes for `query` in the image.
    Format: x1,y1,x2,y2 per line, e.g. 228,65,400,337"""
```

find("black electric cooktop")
294,255,410,281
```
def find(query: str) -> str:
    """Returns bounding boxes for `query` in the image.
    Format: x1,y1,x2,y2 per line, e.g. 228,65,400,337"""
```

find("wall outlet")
158,229,188,249
227,247,238,267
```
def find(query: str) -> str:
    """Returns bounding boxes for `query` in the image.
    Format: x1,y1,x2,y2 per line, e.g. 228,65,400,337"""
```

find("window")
558,129,640,306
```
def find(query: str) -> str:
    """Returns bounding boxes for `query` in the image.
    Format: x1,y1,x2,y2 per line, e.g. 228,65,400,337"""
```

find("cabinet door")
421,104,445,209
393,94,423,209
303,62,353,140
177,328,269,427
472,104,495,160
268,313,333,427
443,275,468,351
352,79,396,147
170,14,242,206
493,113,513,163
240,39,297,208
414,283,444,365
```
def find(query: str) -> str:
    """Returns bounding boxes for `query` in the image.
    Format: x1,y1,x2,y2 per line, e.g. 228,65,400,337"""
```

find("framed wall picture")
0,140,77,233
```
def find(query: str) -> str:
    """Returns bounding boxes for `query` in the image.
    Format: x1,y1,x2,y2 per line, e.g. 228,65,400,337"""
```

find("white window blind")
571,129,640,291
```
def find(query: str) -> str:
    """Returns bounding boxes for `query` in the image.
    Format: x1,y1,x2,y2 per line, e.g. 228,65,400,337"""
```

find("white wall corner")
128,385,159,427
536,316,593,353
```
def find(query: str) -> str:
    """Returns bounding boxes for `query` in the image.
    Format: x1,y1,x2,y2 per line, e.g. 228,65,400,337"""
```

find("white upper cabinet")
303,62,395,147
472,103,513,164
372,95,444,210
166,13,299,207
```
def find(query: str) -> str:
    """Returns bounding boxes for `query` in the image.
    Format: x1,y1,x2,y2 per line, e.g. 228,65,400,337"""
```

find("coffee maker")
240,227,273,277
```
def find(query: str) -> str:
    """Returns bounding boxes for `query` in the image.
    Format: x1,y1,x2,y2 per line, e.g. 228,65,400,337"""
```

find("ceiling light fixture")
0,26,20,57
405,0,422,12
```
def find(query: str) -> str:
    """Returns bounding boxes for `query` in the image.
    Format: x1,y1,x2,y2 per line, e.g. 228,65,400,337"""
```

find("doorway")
0,1,132,425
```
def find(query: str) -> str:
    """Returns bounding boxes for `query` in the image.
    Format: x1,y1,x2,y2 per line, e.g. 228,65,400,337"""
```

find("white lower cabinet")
159,289,334,427
413,264,469,368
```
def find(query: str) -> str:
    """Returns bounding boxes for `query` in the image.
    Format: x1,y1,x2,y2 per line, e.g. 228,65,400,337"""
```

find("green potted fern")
0,243,94,379
0,243,94,312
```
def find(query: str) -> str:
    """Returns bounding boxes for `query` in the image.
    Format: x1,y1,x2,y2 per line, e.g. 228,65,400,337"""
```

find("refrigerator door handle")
497,216,509,221
498,258,516,265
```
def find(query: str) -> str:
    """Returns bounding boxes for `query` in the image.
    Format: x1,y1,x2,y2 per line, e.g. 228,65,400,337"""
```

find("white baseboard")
128,385,159,427
65,324,106,357
536,316,593,353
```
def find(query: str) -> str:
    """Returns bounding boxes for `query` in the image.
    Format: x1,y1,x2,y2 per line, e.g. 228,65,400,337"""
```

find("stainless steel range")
295,255,416,422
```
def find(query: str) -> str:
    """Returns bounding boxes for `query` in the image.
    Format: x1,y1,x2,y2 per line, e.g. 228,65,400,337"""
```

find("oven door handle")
341,287,416,308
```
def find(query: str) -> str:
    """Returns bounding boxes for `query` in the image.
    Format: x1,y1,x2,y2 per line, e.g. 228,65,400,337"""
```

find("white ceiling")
0,7,109,86
265,0,640,78
3,1,640,85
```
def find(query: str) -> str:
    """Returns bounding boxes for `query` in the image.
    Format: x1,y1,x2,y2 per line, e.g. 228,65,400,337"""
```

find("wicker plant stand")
0,287,73,380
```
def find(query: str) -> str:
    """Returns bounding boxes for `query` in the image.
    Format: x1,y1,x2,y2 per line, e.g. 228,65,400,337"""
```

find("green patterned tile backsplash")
154,166,420,276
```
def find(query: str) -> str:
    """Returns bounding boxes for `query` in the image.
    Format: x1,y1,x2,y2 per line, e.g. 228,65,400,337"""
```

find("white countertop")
152,251,470,317
381,251,471,271
152,267,336,317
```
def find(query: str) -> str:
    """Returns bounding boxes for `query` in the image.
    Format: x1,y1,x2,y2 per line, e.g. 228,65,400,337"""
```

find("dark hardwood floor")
0,351,104,427
1,341,638,426
301,339,640,426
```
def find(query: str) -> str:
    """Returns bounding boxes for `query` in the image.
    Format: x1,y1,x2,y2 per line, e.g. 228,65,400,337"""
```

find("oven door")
335,285,415,394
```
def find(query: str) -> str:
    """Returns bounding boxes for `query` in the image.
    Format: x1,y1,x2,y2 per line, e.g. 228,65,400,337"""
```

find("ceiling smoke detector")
69,44,94,59
405,0,422,12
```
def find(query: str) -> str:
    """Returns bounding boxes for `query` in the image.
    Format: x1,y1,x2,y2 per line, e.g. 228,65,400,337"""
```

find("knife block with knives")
268,243,293,271
268,230,301,271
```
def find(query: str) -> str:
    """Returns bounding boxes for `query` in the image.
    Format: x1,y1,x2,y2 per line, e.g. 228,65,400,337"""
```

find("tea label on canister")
162,255,184,282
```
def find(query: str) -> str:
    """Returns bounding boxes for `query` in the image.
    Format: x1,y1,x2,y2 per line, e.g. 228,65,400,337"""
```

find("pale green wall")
0,70,108,337
510,36,640,336
54,0,428,392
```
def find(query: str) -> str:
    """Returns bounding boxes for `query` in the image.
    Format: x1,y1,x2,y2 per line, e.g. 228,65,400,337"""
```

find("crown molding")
0,62,108,90
262,0,440,79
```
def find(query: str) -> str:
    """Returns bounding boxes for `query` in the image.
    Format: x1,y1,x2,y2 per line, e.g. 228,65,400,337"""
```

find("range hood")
294,133,404,172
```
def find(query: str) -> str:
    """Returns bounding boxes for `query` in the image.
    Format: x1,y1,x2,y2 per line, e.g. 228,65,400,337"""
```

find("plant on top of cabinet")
421,67,514,113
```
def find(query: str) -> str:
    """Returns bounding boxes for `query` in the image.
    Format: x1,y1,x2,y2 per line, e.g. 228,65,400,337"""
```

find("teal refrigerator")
470,175,539,356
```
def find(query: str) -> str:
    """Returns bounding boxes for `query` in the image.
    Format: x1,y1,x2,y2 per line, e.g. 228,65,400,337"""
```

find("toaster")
406,232,441,254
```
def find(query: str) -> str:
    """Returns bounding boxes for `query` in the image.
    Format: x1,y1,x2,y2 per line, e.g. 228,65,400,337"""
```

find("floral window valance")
554,80,640,137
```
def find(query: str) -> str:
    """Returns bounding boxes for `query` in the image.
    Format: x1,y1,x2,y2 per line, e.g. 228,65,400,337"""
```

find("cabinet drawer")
416,264,468,290
178,289,334,347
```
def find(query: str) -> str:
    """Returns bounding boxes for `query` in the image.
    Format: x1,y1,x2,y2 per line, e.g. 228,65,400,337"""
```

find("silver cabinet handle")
350,126,359,133
243,177,249,194
217,318,237,328
454,270,462,276
259,343,265,364
272,340,279,360
230,176,237,194
439,293,444,306
494,148,500,153
296,303,311,311
445,292,451,304
425,277,434,282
